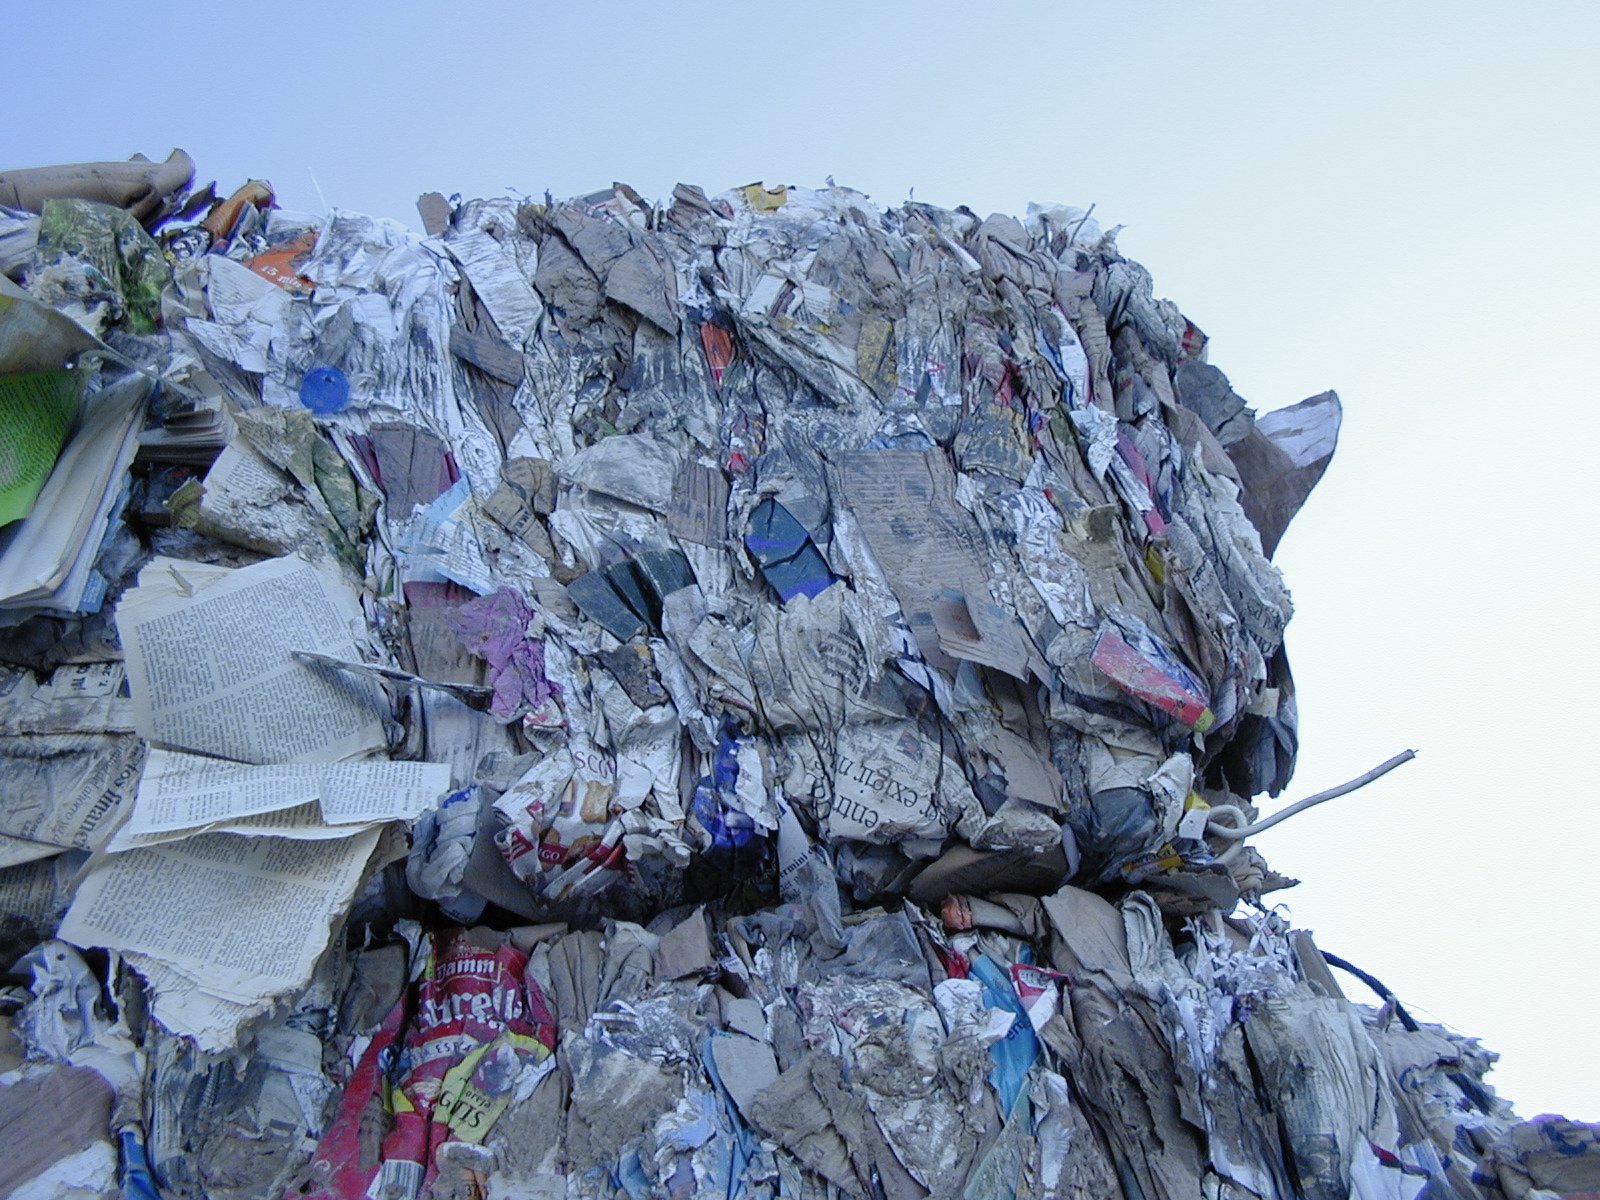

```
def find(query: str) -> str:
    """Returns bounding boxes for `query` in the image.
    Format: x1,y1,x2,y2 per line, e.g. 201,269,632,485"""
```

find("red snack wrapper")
299,929,557,1200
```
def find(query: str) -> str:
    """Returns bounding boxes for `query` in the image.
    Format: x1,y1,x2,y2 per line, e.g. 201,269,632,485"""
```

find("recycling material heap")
0,151,1588,1200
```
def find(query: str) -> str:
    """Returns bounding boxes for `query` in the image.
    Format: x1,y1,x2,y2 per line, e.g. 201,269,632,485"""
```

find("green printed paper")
0,367,85,526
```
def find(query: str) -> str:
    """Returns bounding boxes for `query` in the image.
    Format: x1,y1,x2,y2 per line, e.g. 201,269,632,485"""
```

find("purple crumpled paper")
450,588,560,723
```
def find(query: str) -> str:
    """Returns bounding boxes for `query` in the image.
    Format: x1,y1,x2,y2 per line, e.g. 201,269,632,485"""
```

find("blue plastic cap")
299,366,350,414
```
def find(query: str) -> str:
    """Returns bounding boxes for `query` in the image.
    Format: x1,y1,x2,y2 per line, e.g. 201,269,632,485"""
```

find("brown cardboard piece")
0,1064,115,1194
0,150,195,228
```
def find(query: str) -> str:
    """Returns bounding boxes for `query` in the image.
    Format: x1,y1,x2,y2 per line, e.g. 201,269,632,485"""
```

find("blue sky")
9,0,1598,1117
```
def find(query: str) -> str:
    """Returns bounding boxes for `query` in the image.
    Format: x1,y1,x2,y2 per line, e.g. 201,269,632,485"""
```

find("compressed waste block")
0,154,1559,1200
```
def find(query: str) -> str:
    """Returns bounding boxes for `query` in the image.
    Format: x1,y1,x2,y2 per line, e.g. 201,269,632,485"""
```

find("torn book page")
60,825,383,1009
114,553,387,763
105,749,449,848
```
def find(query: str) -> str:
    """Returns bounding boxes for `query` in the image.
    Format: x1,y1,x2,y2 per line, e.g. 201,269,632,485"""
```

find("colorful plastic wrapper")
304,928,557,1200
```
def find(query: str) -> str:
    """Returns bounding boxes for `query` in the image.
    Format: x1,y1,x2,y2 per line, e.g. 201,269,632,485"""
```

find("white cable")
1206,749,1417,841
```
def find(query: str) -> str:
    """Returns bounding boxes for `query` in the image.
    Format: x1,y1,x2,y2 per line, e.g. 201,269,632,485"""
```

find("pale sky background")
8,0,1596,1118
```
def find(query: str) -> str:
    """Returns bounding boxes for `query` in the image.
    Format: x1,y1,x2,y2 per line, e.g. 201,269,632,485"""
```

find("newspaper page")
192,439,332,557
441,229,542,348
0,854,77,926
392,478,495,594
313,758,452,823
60,825,383,1005
0,833,66,870
114,554,387,764
0,662,136,735
0,732,146,866
667,460,730,547
106,749,449,848
834,448,1029,678
112,800,358,849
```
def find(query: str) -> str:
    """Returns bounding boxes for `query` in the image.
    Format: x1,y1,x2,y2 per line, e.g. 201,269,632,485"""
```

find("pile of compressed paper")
0,152,1586,1200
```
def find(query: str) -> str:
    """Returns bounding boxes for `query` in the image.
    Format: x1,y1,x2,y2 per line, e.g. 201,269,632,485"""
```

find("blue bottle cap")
299,366,349,415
